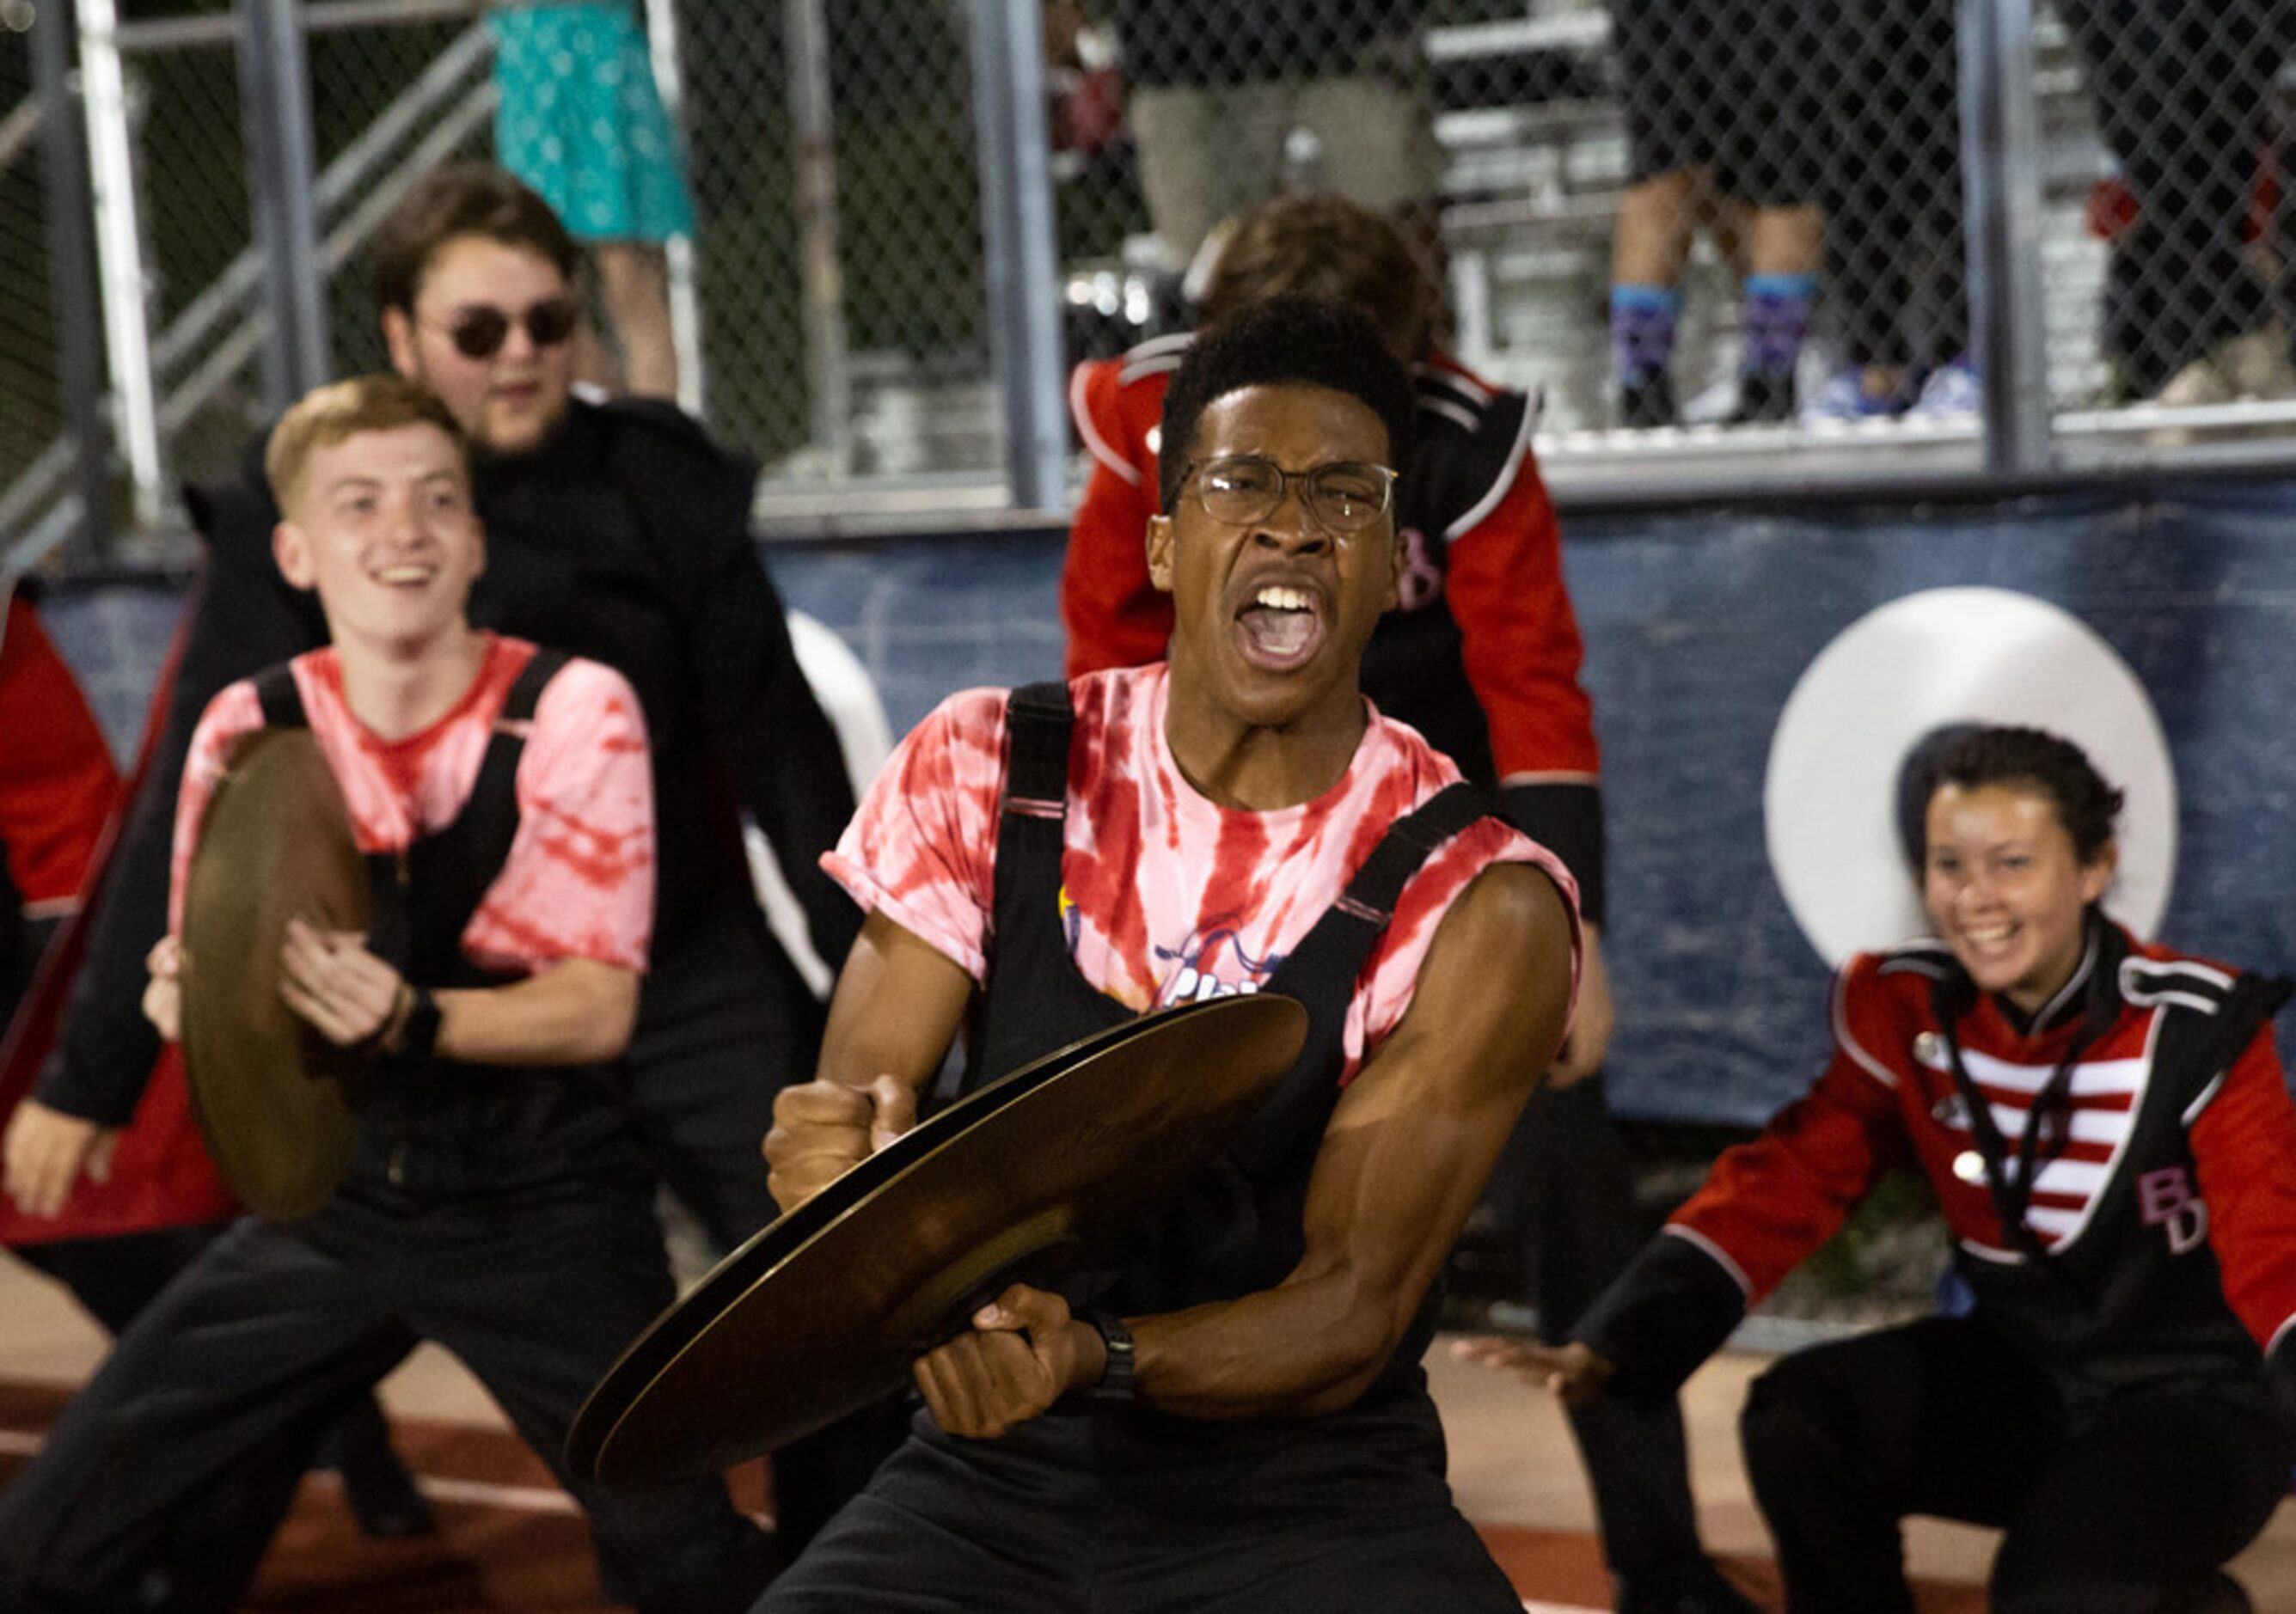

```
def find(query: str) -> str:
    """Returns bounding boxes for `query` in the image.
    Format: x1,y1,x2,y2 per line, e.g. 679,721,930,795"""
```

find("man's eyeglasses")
1179,455,1397,536
426,297,581,361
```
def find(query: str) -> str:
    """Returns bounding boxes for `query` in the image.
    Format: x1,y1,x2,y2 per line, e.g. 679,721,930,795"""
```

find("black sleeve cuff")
1499,780,1603,926
2269,1329,2296,1424
1574,1232,1748,1402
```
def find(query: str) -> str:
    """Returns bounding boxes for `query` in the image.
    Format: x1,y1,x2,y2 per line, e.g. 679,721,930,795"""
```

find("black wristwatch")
396,987,443,1062
1075,1308,1136,1405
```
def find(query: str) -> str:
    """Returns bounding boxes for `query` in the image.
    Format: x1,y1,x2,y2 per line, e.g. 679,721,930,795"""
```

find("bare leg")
1747,203,1821,278
595,241,679,400
1613,170,1702,288
1611,172,1704,424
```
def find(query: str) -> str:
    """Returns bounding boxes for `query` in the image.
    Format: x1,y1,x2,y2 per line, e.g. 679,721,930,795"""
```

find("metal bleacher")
1421,4,2145,491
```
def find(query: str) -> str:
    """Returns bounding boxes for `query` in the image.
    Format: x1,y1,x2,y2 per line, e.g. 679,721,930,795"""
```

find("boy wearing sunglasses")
8,164,878,1552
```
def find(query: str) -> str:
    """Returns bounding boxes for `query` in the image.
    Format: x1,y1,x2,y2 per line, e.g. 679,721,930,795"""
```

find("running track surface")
0,1382,1990,1611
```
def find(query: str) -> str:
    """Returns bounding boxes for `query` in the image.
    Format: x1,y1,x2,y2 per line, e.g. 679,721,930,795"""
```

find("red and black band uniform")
1576,915,2296,1612
760,682,1528,1612
0,652,775,1614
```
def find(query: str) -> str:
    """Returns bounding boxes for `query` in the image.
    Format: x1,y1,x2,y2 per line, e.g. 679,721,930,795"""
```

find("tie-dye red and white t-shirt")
169,633,655,976
825,663,1577,1081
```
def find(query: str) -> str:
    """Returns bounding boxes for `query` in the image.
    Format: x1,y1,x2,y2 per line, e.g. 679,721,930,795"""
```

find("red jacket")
1580,922,2296,1407
1,591,233,1244
0,593,118,914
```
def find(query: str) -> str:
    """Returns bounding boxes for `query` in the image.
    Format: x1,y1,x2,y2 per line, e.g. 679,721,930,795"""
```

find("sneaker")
1727,369,1796,425
1618,373,1680,429
2152,325,2296,409
1803,364,1913,422
1907,355,1980,418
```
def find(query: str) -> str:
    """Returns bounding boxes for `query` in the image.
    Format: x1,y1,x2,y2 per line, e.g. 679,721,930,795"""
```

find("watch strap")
397,987,442,1062
1075,1307,1136,1404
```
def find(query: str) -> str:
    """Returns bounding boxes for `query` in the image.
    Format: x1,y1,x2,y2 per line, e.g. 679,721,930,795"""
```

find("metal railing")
9,1,2296,571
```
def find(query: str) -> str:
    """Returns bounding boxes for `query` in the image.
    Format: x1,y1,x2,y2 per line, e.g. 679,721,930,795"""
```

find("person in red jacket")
1060,193,1754,1614
1471,724,2296,1614
0,584,118,1020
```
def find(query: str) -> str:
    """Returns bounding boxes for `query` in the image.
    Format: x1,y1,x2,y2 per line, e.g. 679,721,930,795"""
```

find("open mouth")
1955,919,2018,963
374,563,436,589
1233,582,1326,671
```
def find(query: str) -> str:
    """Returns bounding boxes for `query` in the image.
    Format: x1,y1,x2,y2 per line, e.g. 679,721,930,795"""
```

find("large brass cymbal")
180,727,369,1220
568,992,1308,1486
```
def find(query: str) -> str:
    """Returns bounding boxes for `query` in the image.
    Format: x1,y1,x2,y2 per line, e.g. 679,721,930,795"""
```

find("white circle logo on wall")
1763,587,2177,967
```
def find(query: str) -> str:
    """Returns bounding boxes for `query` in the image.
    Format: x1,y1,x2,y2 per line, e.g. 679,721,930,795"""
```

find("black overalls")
0,654,774,1614
760,684,1526,1613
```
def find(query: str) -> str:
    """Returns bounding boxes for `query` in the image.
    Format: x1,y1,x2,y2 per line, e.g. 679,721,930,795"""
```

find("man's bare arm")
912,862,1576,1436
274,922,640,1067
763,908,975,1211
1124,862,1574,1417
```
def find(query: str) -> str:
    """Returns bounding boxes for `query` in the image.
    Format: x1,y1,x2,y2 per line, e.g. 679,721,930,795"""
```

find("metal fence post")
77,0,165,529
34,0,113,557
1958,0,2052,474
641,0,704,419
236,0,331,413
968,0,1066,511
786,0,852,477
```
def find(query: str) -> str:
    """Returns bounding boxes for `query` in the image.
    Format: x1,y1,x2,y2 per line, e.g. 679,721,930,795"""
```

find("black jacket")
1114,0,1415,87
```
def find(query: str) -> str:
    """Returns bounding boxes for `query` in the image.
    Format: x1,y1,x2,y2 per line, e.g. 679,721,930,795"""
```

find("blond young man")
0,376,775,1613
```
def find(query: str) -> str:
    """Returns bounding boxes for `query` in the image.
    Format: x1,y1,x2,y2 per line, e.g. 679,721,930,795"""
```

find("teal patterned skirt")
489,3,695,242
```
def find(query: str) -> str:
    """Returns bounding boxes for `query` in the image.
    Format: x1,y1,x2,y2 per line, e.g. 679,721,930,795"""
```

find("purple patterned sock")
1742,273,1815,377
1611,285,1681,387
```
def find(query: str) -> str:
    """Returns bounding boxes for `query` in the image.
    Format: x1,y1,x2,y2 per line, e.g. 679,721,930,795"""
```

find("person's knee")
1738,1357,1844,1485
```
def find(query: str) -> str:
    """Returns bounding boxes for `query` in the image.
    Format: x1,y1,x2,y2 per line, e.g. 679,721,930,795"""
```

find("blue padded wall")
38,481,2296,1125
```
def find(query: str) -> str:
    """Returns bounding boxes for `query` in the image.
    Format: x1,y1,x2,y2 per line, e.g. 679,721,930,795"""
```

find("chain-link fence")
680,0,1001,485
2,6,63,529
1052,0,2296,455
9,0,2296,565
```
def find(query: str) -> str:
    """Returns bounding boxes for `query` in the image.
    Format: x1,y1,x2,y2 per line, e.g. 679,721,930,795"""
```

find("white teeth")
377,565,432,585
1254,585,1312,612
1963,922,2013,946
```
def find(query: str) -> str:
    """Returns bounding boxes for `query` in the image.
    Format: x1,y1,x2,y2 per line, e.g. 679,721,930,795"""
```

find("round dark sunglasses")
431,297,580,360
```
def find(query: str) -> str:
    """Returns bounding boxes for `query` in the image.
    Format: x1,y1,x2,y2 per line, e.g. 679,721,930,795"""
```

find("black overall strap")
253,663,307,730
970,681,1081,1093
1001,680,1072,817
455,647,570,861
364,648,569,987
1333,782,1495,926
1231,779,1506,1181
